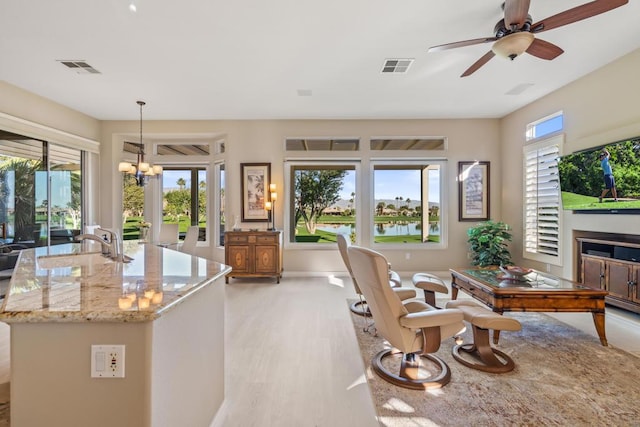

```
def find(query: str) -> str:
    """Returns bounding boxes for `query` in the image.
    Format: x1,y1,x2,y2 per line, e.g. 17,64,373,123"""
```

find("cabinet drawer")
226,235,248,243
256,235,277,244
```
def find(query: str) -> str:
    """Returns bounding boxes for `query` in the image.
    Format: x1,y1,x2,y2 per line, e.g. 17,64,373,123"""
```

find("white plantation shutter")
523,135,562,262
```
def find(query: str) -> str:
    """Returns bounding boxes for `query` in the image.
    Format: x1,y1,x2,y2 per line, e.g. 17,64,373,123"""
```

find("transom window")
526,111,563,141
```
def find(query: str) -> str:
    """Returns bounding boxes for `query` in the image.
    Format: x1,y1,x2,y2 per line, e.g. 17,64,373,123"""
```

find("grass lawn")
123,217,205,240
561,191,640,210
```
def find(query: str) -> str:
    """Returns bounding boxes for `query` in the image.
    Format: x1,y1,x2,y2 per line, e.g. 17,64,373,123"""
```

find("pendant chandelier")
118,100,163,186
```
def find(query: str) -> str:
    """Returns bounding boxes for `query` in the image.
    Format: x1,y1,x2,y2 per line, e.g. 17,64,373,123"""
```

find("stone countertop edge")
0,242,231,324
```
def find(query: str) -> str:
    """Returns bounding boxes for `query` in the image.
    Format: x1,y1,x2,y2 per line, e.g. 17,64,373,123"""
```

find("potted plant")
467,220,513,267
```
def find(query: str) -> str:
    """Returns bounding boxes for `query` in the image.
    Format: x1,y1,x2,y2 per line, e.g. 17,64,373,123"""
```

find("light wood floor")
220,273,640,426
222,275,379,427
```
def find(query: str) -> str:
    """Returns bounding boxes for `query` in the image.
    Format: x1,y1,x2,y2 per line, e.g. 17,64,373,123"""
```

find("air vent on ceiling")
57,60,101,74
381,58,414,73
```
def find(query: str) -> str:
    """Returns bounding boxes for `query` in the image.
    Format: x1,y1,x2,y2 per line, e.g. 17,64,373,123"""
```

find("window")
287,162,357,244
523,134,562,264
526,112,563,141
370,137,446,151
162,168,207,241
285,138,359,152
217,162,225,246
372,162,444,246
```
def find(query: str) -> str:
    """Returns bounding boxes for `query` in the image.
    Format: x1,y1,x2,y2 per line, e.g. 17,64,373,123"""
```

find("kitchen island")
0,241,231,427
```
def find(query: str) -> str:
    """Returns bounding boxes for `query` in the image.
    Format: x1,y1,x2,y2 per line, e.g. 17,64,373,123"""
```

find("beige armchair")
336,234,414,317
348,245,465,389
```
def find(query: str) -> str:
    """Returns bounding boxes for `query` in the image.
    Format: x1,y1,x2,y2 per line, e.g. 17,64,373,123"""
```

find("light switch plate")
91,345,125,378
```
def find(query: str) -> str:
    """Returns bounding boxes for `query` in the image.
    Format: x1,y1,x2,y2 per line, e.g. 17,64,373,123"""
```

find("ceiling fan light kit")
491,32,534,60
428,0,629,77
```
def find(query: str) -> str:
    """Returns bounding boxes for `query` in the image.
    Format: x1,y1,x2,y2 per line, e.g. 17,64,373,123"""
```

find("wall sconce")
268,183,277,231
118,101,163,186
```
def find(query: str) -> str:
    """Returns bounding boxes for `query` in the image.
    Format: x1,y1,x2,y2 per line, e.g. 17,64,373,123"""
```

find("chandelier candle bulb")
118,162,132,172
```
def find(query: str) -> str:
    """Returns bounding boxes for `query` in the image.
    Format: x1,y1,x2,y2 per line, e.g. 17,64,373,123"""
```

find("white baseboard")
209,399,228,427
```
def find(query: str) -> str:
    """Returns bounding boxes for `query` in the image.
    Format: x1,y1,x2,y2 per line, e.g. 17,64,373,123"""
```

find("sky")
351,169,440,202
161,168,438,202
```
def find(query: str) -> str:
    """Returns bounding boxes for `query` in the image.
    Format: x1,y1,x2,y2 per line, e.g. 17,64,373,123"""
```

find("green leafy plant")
467,220,513,267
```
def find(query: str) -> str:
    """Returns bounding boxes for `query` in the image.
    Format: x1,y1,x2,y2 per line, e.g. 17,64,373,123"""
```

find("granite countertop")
0,241,231,323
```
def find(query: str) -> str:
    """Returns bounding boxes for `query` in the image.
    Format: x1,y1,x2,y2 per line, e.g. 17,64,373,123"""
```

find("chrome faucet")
75,233,112,255
75,228,132,263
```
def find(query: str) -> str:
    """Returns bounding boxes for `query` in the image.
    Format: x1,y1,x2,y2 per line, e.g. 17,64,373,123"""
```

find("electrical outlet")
91,345,125,378
405,252,411,260
546,263,551,272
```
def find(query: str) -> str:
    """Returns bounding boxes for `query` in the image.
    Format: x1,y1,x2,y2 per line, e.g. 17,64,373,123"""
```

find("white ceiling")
1,0,639,121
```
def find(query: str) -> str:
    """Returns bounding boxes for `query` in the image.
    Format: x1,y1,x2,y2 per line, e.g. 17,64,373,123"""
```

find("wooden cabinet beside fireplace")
225,230,282,283
577,237,640,313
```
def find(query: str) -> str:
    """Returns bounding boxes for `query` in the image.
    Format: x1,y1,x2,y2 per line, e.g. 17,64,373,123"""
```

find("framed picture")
458,161,490,221
241,163,271,222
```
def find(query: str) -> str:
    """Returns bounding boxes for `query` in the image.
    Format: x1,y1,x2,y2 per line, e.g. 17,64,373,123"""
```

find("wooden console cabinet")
225,230,282,283
577,237,640,313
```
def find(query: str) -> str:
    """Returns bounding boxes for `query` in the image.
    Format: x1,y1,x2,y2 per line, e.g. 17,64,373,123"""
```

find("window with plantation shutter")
523,134,562,264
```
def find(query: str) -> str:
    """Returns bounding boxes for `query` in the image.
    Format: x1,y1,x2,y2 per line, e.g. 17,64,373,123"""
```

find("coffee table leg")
592,312,608,346
451,277,459,300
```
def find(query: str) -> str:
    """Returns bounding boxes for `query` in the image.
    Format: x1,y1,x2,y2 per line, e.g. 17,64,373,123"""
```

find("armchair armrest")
392,287,416,301
399,308,463,329
388,269,402,287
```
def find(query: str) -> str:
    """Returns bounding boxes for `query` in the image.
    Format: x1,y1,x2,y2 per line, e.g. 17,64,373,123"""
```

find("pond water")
315,221,440,236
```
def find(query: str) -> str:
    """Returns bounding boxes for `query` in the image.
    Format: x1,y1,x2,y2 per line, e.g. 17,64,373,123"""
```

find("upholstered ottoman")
445,299,521,373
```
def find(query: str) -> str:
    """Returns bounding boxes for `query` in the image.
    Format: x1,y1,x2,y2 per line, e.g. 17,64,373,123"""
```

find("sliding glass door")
0,130,82,249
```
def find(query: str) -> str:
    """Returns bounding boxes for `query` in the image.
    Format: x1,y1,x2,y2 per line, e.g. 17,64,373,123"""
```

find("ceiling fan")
428,0,628,77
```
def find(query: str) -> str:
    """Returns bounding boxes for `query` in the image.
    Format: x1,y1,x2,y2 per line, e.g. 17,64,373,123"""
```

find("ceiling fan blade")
525,38,564,60
531,0,628,33
428,37,497,53
504,0,531,28
461,51,496,77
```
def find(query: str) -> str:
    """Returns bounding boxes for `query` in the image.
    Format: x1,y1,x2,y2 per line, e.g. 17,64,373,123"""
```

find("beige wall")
500,48,640,280
100,118,501,273
0,81,100,141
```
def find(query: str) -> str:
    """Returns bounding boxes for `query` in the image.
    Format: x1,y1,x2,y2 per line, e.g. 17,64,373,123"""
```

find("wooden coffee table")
450,267,609,346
